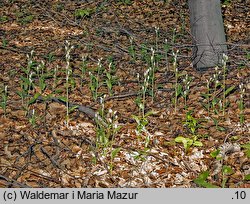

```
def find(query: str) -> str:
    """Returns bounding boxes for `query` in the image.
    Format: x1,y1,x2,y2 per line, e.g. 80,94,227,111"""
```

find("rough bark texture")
188,0,227,71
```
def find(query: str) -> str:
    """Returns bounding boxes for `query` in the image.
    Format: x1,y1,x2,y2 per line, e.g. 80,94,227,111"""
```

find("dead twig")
0,174,31,188
40,146,62,169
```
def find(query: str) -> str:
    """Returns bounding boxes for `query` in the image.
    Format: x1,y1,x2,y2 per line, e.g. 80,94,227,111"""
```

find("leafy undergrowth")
0,0,249,188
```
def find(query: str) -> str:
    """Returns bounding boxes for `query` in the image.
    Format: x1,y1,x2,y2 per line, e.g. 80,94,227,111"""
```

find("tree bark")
188,0,227,71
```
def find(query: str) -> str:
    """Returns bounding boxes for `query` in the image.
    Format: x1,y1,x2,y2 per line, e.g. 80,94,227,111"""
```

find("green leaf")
217,126,226,131
175,136,196,151
22,15,34,24
74,8,92,18
175,136,186,143
145,110,157,117
177,72,186,78
212,117,218,125
238,100,244,109
212,97,219,105
222,0,231,6
222,165,234,175
184,138,192,151
111,147,121,160
117,0,132,5
241,143,250,149
210,149,220,158
0,15,8,23
140,117,148,126
177,84,182,96
39,78,46,91
20,76,30,84
54,89,63,94
58,96,67,102
245,149,250,158
190,126,196,134
221,177,228,188
132,115,140,125
186,138,193,146
193,171,219,188
16,90,25,98
244,174,250,181
193,141,203,147
69,105,78,113
194,180,219,188
182,139,188,151
230,135,239,141
200,93,211,99
224,85,235,97
28,92,40,105
106,72,111,79
196,171,209,180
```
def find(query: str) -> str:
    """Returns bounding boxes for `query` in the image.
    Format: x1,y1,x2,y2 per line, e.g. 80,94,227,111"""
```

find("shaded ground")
0,0,249,187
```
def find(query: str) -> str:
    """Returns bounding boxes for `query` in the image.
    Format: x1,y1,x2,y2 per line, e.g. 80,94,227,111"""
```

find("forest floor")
0,0,249,188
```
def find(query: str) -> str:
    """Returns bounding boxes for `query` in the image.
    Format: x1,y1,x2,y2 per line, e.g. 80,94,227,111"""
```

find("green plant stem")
1,85,8,117
65,41,73,128
223,68,226,116
174,65,178,113
151,48,155,103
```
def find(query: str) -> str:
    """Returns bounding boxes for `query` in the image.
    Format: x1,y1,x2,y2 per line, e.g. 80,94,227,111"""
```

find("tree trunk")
188,0,227,71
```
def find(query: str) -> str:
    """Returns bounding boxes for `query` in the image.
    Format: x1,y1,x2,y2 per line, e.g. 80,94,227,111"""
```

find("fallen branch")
37,95,108,127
